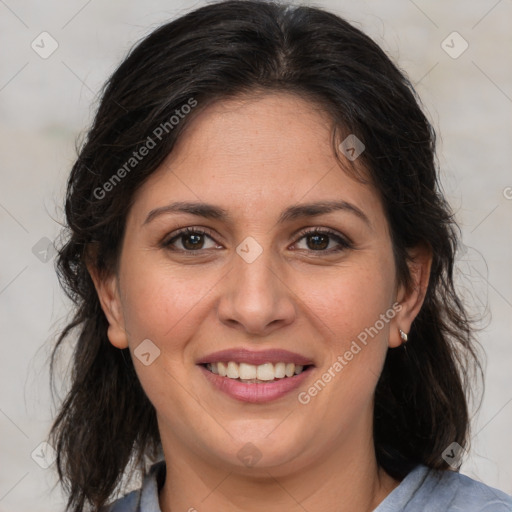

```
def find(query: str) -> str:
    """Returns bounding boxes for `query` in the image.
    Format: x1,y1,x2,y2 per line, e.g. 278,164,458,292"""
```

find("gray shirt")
104,461,512,511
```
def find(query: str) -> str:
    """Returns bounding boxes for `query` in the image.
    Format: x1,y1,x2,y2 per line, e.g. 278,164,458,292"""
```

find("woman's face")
94,92,425,476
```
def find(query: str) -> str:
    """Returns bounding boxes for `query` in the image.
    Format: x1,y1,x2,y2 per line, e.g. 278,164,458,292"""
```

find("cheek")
117,259,213,413
301,256,396,342
119,255,216,349
296,253,396,402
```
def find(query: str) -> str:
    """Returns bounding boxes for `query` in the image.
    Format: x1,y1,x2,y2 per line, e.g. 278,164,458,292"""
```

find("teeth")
227,361,239,379
217,361,227,377
239,362,257,380
274,362,286,378
206,361,308,381
256,363,274,381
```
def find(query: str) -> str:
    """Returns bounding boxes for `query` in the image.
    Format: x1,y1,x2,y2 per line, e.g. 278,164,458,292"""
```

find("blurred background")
1,0,511,510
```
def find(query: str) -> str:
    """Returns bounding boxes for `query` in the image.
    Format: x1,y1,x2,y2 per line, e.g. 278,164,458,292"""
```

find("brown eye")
305,232,329,250
294,229,352,253
181,232,205,250
163,227,220,252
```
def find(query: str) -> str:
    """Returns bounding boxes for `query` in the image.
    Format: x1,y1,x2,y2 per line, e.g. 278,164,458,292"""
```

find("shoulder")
100,461,166,512
100,488,140,512
377,465,512,511
430,468,512,510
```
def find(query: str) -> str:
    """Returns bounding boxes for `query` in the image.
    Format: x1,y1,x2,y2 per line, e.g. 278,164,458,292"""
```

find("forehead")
163,91,337,178
128,92,384,230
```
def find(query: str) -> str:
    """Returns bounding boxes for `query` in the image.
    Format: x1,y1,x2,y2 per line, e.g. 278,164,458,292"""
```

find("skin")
89,91,432,512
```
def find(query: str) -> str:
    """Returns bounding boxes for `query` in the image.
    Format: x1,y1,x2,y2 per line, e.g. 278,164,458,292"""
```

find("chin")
206,425,311,473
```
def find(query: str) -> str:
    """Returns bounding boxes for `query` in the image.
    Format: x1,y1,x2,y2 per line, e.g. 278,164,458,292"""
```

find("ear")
389,242,432,348
87,261,129,349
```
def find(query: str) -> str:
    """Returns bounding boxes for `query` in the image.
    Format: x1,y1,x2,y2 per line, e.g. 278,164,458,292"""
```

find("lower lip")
199,365,314,403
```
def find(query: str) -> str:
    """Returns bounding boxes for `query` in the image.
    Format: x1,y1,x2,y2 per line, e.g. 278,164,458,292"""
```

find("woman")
48,1,512,511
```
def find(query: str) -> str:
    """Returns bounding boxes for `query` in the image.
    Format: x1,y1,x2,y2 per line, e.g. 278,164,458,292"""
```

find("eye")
293,228,353,253
163,227,220,253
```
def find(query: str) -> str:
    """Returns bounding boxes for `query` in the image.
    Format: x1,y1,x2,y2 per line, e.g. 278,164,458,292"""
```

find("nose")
217,246,297,336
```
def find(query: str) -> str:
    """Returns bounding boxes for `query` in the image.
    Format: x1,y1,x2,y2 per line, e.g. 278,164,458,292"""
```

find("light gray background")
1,0,511,510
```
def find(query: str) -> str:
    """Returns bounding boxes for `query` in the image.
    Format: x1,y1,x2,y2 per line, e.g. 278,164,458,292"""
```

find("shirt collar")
139,460,166,512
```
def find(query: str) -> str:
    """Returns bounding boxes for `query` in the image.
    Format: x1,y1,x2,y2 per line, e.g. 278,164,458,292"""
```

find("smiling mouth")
202,361,314,383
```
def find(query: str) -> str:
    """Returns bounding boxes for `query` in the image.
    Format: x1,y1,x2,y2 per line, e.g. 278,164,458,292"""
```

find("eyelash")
162,226,353,256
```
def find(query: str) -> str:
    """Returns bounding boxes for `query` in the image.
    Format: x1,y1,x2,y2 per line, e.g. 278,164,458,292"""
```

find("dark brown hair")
49,1,483,510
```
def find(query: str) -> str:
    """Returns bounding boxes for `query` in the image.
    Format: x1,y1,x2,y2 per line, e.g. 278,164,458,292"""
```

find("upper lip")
196,348,315,366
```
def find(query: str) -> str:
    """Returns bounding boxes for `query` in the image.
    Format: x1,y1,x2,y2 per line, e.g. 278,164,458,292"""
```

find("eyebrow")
143,200,371,228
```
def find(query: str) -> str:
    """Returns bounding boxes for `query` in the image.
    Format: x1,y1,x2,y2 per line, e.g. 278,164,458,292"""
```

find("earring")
399,329,408,343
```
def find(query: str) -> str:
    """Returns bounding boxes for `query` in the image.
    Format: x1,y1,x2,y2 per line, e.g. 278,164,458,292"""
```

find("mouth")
197,349,316,403
197,348,316,402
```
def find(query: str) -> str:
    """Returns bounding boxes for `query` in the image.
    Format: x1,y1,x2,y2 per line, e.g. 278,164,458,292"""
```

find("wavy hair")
48,1,483,510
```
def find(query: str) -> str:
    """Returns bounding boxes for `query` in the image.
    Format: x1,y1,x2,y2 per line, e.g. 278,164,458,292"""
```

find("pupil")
184,234,203,250
308,234,328,250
